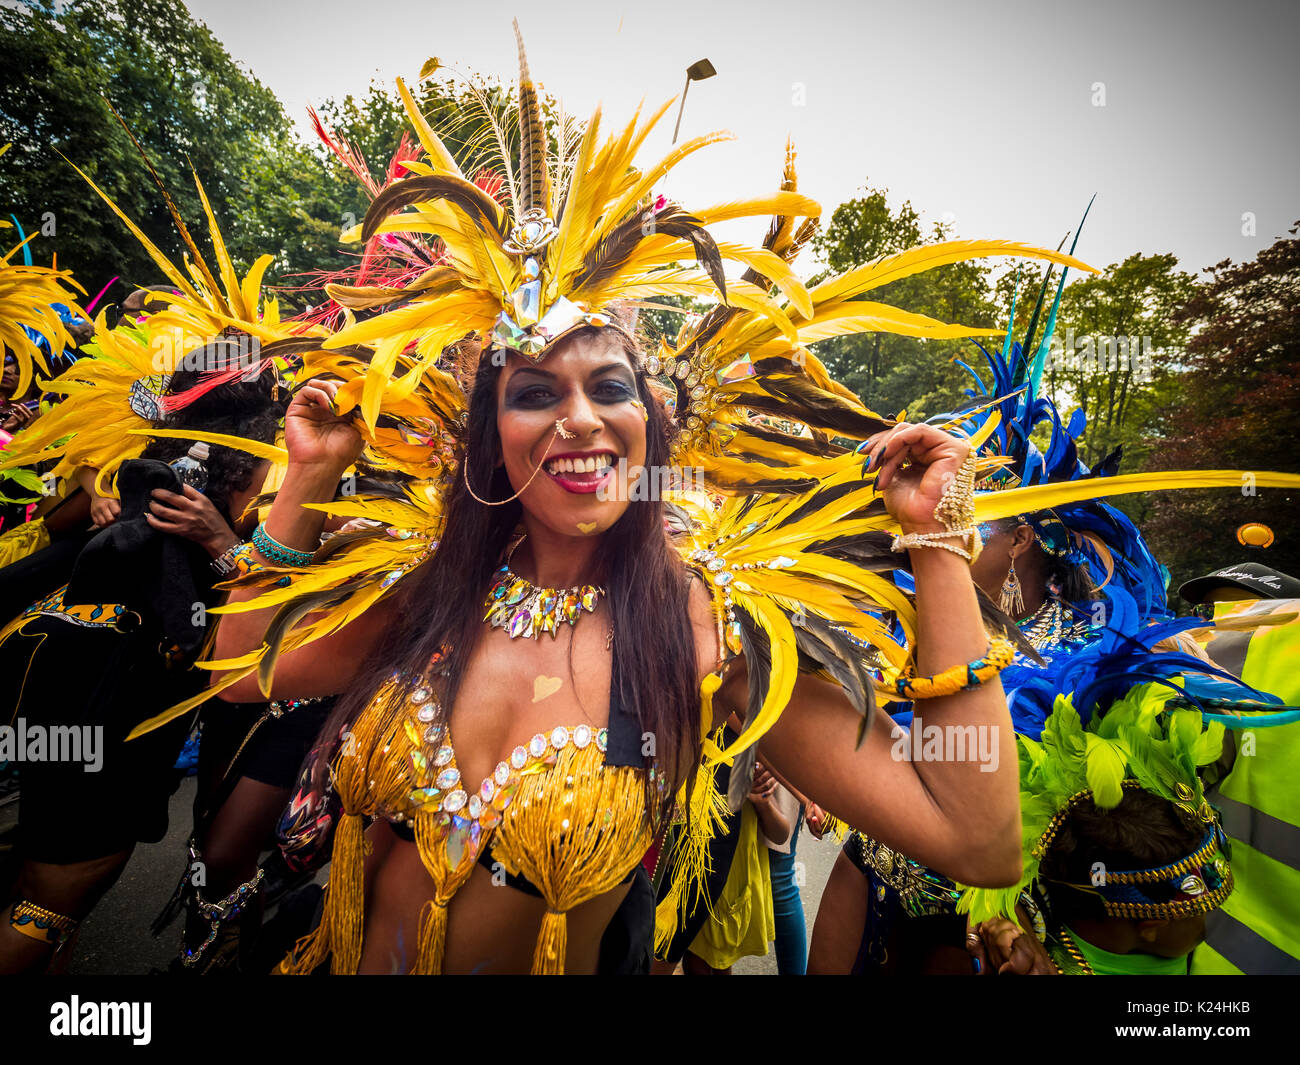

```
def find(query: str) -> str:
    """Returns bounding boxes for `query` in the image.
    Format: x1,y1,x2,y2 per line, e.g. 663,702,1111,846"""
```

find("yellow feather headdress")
0,167,87,402
327,22,816,431
0,156,329,495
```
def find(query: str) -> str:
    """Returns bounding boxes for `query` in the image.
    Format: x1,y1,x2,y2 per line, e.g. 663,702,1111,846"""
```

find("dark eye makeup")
504,370,636,409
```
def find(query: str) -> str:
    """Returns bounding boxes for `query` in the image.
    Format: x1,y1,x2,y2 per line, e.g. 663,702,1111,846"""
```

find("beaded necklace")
1019,597,1090,652
482,541,604,640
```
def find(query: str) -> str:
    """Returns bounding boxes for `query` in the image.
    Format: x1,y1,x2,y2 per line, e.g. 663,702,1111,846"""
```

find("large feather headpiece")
1,141,87,400
958,683,1230,925
327,22,828,429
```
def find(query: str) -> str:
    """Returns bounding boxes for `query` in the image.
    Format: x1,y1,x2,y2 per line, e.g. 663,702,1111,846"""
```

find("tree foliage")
995,252,1199,470
0,2,560,314
1139,223,1300,587
809,183,999,420
0,0,341,303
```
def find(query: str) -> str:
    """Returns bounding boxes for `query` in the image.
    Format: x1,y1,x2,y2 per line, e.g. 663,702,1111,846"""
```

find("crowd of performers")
1,33,1297,976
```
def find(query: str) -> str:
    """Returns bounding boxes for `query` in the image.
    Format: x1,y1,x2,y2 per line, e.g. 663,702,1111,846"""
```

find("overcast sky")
184,0,1298,277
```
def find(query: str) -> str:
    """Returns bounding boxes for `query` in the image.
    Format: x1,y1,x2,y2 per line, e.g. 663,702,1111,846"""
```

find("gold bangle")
891,527,983,563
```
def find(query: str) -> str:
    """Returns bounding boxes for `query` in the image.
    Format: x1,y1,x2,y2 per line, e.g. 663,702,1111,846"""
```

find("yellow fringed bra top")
278,675,658,975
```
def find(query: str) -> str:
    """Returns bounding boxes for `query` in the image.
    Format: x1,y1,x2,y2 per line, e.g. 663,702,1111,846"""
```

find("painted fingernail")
972,957,981,974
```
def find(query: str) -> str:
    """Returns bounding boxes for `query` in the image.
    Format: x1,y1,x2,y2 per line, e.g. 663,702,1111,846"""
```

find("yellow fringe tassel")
533,910,568,975
493,744,653,975
326,812,367,974
275,896,332,974
408,805,480,974
652,724,731,956
278,686,405,975
412,899,449,975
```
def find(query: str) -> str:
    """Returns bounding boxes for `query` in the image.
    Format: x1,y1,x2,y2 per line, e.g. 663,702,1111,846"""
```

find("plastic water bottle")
171,442,210,492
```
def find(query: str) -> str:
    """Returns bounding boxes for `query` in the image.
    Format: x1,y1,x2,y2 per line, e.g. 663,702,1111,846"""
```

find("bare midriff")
357,821,633,974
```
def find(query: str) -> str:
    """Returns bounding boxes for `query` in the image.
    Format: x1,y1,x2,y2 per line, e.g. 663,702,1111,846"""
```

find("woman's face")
1,355,19,400
494,329,648,539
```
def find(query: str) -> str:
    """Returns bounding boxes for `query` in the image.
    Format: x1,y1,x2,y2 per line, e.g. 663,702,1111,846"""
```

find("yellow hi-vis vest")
1191,598,1300,975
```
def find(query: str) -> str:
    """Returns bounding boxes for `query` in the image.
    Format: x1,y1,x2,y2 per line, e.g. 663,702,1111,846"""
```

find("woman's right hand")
804,801,827,839
284,377,364,473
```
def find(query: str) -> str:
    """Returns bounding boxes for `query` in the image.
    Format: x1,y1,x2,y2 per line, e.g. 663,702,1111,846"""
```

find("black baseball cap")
1178,562,1300,604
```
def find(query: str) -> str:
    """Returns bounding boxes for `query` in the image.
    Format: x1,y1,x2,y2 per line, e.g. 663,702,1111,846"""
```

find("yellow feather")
972,470,1300,523
396,76,466,178
191,171,247,321
126,428,288,465
692,192,821,227
812,240,1098,307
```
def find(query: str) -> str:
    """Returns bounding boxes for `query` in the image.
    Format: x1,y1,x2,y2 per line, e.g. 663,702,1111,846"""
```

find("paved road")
54,778,840,975
734,829,840,974
70,777,199,975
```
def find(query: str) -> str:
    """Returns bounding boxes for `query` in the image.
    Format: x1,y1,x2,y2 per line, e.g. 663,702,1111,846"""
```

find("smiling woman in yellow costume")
140,27,1296,975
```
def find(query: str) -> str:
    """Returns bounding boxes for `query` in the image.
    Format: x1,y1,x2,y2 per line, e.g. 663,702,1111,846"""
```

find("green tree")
1140,223,1300,588
809,183,999,419
0,2,547,315
0,0,365,311
995,252,1199,470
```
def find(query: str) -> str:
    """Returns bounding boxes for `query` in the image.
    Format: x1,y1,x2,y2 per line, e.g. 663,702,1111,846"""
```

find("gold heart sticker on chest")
532,675,562,702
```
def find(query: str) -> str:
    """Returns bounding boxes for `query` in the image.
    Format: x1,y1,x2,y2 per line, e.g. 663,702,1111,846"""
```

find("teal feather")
1027,193,1096,401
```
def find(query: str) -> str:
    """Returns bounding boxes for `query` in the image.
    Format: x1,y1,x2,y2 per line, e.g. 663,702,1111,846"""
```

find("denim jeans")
767,812,808,974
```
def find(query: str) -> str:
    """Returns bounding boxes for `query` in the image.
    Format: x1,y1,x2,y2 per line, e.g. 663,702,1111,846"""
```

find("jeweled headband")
1037,781,1233,921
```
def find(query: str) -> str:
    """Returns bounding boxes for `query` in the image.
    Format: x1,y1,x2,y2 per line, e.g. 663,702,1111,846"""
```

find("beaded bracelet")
892,636,1014,699
891,527,982,563
219,541,294,588
210,540,249,576
252,522,316,567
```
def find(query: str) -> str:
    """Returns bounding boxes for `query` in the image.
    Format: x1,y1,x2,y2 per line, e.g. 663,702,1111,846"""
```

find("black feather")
362,175,504,242
808,531,897,569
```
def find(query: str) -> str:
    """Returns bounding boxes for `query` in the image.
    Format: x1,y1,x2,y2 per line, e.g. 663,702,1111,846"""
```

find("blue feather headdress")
936,199,1171,621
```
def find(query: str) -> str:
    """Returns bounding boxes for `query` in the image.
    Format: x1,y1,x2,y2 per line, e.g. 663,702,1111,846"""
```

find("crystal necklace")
483,541,605,640
1019,597,1090,652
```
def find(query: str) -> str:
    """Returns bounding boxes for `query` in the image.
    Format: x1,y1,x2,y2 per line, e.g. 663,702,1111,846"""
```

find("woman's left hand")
146,484,238,558
860,422,971,534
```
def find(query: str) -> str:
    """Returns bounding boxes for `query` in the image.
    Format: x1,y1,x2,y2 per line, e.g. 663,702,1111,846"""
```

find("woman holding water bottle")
0,362,283,974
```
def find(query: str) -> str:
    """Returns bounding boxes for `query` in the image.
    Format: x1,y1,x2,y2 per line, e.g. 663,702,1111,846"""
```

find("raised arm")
727,424,1020,887
212,377,394,701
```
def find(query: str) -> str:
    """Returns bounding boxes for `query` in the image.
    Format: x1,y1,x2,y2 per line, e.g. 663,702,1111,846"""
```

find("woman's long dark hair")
313,327,701,825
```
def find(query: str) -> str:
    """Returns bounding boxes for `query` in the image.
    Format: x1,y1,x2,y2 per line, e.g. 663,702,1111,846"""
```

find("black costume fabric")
0,527,96,625
1,466,222,863
65,459,212,651
2,613,201,863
